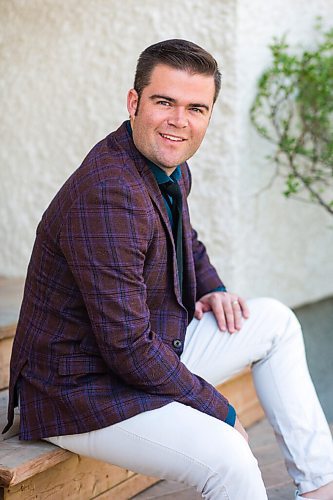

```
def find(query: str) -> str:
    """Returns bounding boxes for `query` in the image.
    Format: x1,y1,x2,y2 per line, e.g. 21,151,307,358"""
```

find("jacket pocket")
58,354,108,375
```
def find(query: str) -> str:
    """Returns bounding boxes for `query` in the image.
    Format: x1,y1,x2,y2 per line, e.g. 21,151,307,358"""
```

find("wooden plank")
0,337,13,390
2,455,145,500
0,326,16,343
0,278,24,339
1,390,74,486
92,474,159,500
216,367,265,427
0,438,73,487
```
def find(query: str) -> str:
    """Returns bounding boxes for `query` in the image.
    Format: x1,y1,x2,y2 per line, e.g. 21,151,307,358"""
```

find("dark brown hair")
134,39,221,103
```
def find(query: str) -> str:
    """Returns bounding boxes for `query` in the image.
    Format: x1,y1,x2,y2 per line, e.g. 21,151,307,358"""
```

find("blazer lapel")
178,174,196,317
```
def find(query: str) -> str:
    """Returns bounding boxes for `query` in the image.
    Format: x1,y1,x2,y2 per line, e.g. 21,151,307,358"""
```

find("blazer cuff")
209,285,227,293
224,404,236,427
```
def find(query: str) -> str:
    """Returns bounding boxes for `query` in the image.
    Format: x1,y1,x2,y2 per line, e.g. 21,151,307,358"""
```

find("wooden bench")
0,277,264,499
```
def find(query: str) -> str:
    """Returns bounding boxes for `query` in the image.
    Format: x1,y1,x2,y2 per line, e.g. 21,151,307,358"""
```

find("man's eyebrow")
190,102,210,112
150,94,210,111
150,94,176,103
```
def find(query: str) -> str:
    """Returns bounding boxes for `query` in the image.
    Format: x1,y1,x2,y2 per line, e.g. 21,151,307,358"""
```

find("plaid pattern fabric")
5,122,228,440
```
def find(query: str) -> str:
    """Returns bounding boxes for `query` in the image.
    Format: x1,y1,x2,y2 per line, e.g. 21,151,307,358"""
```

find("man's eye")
191,107,203,113
157,100,171,106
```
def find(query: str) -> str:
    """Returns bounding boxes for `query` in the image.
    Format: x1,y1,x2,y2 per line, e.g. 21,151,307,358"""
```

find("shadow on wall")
294,296,333,421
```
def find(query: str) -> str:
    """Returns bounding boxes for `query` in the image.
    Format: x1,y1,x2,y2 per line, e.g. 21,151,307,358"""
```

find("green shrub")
250,21,333,216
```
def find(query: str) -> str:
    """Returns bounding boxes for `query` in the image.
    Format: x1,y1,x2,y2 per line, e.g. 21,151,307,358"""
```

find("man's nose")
167,107,188,128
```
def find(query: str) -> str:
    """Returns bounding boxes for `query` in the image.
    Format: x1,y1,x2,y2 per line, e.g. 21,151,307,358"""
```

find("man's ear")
127,89,139,117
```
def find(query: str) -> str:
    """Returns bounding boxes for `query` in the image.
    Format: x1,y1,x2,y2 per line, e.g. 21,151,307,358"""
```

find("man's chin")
155,155,189,171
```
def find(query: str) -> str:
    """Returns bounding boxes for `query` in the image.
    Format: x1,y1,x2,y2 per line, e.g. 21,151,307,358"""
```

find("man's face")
127,64,215,174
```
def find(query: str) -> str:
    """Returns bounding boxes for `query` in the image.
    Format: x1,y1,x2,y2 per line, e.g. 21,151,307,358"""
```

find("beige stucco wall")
1,0,332,307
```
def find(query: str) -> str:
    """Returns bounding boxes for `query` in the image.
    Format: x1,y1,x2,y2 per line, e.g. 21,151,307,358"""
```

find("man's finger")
223,301,236,333
232,301,243,330
210,299,227,332
194,301,204,320
237,296,250,319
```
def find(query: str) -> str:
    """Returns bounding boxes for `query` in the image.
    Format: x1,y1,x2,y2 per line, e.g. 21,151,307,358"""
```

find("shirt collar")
126,120,182,185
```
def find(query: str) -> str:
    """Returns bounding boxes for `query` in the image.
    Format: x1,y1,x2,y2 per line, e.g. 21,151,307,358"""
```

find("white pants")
46,298,333,499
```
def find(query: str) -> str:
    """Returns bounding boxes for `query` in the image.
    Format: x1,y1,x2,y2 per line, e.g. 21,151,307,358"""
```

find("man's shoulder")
61,122,144,197
39,122,146,234
80,121,141,183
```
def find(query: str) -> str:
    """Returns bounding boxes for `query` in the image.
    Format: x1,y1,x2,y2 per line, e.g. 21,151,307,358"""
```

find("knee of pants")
202,429,264,495
251,297,301,333
225,437,262,480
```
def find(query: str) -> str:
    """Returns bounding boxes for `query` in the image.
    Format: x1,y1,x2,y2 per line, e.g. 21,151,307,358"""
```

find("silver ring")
232,300,239,306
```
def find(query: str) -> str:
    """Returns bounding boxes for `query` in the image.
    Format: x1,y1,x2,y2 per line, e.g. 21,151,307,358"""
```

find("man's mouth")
160,133,186,142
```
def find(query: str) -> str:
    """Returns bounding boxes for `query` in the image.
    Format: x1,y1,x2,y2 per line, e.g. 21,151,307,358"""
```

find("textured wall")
1,0,332,307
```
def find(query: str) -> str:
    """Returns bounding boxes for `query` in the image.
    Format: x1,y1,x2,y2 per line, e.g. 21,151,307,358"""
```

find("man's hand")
194,291,249,333
234,417,248,442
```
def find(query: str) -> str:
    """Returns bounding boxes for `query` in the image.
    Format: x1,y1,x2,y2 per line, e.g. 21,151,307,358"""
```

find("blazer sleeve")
59,178,230,423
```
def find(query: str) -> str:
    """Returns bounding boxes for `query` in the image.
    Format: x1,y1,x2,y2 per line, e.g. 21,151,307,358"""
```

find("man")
4,39,333,499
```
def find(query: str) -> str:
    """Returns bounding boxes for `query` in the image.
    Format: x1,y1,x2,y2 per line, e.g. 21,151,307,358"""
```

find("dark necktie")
160,181,183,296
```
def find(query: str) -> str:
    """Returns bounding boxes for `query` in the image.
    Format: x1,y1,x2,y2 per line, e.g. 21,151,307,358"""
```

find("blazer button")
172,339,182,349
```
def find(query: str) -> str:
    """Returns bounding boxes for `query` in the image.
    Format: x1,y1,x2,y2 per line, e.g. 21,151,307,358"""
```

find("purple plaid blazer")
5,122,229,440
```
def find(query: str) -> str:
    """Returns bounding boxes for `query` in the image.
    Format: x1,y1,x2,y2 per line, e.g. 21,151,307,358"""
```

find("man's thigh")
181,297,298,386
47,402,265,499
